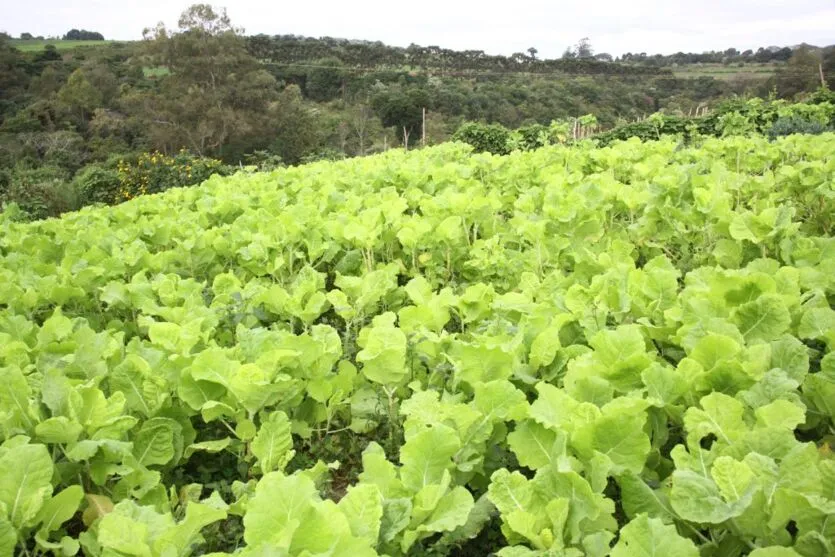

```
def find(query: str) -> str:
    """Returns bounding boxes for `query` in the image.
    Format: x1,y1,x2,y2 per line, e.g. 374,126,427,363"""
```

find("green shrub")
299,148,345,165
513,124,550,151
243,150,284,171
0,165,79,220
452,122,512,155
115,150,232,202
768,116,830,138
73,163,120,205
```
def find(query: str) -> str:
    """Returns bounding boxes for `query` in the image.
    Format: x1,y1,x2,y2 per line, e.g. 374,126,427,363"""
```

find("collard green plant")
0,132,834,556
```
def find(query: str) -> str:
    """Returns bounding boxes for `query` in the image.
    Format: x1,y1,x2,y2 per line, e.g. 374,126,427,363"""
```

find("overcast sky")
2,0,833,57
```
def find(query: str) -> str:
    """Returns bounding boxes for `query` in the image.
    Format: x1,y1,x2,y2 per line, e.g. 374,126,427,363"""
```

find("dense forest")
1,4,833,219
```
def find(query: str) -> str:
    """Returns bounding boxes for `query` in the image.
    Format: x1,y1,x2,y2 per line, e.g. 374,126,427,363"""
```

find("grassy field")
9,39,117,51
672,62,780,80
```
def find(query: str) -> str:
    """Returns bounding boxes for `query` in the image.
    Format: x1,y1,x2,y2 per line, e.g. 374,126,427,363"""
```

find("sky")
2,0,833,57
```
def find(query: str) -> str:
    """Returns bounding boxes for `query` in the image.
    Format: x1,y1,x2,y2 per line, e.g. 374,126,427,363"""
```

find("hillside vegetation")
2,4,834,220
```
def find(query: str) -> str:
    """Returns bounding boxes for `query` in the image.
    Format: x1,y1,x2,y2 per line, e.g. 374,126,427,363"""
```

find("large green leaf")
507,420,566,470
399,425,460,492
243,472,317,548
0,516,16,557
337,484,383,547
610,513,698,557
132,417,182,467
356,312,408,385
733,295,791,343
670,469,753,523
33,485,83,535
0,443,54,528
251,411,295,474
0,366,35,433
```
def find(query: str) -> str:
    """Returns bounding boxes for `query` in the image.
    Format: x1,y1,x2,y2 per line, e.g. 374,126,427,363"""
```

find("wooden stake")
422,107,426,146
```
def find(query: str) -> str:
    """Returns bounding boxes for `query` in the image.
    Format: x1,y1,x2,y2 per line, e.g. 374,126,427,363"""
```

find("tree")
527,47,538,61
348,102,379,156
576,37,594,58
63,29,105,41
268,85,321,163
594,53,613,62
0,35,31,124
775,47,823,98
20,33,33,40
305,57,346,101
822,48,835,89
136,4,279,158
371,85,429,149
58,68,103,125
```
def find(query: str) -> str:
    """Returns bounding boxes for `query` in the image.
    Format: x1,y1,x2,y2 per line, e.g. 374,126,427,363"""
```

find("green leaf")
487,469,532,517
146,319,202,355
769,335,809,382
0,517,16,557
472,380,529,422
110,355,166,417
734,295,791,343
35,417,83,445
507,420,566,470
132,417,181,467
528,383,581,431
337,484,383,547
689,333,741,370
590,325,647,365
251,411,295,474
754,399,806,430
798,307,835,342
683,392,746,448
399,425,460,492
533,468,607,543
0,443,54,528
97,511,152,556
610,514,698,557
710,456,755,502
450,340,515,384
0,365,35,433
617,471,675,521
380,498,412,543
359,443,405,499
529,325,562,369
34,485,84,534
184,439,232,458
243,472,316,548
573,413,651,474
37,308,74,346
415,485,473,533
641,364,687,406
153,502,227,557
438,494,496,547
356,312,408,385
59,535,79,556
670,470,752,523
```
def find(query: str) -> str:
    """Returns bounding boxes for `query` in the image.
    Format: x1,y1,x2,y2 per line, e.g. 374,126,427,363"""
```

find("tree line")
15,29,106,41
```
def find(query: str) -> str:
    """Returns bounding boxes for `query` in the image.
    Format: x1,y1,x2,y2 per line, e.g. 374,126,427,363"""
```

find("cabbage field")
1,133,834,557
